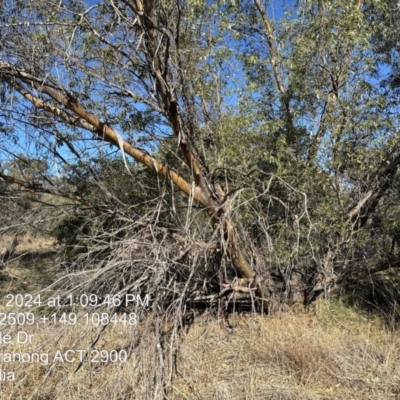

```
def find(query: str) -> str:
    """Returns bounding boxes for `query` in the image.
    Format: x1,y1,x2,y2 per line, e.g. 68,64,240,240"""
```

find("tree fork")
135,1,255,281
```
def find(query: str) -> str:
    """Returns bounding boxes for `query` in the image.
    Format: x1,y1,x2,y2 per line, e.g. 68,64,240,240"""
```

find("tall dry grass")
0,300,399,400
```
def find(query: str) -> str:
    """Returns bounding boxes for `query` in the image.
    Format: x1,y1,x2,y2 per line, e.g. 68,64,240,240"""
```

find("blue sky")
0,0,397,179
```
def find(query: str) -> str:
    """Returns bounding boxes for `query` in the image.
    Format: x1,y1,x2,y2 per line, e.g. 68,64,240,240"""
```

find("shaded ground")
0,235,60,297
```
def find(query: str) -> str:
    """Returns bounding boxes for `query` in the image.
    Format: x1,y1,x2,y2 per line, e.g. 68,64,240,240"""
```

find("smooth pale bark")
0,59,255,282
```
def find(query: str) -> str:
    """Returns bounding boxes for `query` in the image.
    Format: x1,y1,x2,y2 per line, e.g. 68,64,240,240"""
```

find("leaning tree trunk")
0,1,269,306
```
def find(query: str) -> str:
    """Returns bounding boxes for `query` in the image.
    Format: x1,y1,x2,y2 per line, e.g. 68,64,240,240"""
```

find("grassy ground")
0,234,55,255
0,302,399,399
0,234,60,298
1,235,399,399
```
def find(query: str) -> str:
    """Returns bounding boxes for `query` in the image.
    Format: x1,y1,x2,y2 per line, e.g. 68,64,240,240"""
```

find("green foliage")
51,214,91,264
5,155,48,183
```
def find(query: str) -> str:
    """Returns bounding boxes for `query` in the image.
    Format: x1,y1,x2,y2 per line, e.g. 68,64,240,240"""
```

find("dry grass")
172,305,400,400
0,300,399,400
0,234,55,254
0,235,61,299
1,235,399,399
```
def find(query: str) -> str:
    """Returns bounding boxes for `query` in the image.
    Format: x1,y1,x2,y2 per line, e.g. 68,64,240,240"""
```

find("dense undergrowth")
1,235,400,400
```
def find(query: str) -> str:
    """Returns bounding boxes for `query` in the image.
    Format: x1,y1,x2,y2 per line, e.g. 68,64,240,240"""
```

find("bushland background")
1,0,400,398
